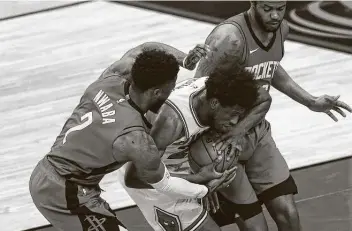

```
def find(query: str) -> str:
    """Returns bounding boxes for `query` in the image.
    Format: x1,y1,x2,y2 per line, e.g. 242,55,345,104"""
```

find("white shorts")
118,165,207,231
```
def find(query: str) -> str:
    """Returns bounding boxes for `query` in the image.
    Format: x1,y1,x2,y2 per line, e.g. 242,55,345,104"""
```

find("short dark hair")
131,49,179,92
205,65,259,109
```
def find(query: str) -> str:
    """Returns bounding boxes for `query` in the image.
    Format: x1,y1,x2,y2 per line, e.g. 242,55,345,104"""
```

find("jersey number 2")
63,112,93,144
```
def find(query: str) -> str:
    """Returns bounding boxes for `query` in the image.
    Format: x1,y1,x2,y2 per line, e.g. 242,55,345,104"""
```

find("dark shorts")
212,120,298,224
29,157,124,231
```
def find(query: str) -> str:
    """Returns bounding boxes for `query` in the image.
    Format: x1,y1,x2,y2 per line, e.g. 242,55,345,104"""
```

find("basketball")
188,130,238,173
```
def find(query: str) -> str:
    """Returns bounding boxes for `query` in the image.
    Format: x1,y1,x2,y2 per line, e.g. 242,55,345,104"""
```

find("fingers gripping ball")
189,130,238,173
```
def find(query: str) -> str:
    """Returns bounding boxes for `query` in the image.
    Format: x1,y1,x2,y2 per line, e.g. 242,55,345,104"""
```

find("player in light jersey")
29,48,234,231
121,66,261,231
195,1,352,231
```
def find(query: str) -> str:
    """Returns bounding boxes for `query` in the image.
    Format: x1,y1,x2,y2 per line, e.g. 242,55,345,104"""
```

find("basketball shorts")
212,120,298,224
117,164,219,231
29,157,124,231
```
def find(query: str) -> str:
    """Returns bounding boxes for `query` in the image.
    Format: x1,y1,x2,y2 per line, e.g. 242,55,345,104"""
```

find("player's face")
254,1,286,32
210,105,246,133
150,80,176,113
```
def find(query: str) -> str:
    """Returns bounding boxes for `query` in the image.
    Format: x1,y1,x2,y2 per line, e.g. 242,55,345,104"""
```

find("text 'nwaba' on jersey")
93,90,116,124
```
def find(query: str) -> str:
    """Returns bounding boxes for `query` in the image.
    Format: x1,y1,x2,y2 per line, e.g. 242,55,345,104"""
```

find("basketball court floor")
0,1,351,231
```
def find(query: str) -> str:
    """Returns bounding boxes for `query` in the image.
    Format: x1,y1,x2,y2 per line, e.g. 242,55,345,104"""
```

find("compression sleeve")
150,163,208,199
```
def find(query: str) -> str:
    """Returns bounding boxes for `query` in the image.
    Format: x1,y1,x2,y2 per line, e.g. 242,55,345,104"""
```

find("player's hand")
183,44,210,70
197,161,223,183
309,95,352,121
213,131,245,162
203,191,220,213
206,165,237,193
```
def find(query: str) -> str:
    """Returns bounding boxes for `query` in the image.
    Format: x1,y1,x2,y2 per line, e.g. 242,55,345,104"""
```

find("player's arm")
272,64,316,107
151,104,216,184
272,20,316,107
194,24,246,78
198,25,272,146
272,20,351,120
101,42,208,79
214,85,272,152
113,130,209,199
124,104,213,189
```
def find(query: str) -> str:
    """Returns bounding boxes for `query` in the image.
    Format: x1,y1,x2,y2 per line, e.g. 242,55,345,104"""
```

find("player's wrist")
182,56,188,68
200,185,210,198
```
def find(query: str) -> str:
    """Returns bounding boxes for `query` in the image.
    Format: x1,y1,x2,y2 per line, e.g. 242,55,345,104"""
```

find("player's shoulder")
157,103,180,124
207,22,245,49
150,103,185,143
113,127,151,155
87,74,126,91
211,23,244,39
280,19,289,41
152,103,183,131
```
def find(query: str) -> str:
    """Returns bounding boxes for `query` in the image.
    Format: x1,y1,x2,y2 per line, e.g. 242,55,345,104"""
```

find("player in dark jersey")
194,1,352,231
29,47,235,231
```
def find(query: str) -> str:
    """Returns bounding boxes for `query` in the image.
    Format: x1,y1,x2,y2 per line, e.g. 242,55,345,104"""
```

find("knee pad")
257,175,298,203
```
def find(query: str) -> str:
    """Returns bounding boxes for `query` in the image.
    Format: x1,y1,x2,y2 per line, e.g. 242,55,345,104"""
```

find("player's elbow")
257,87,272,105
254,88,272,116
260,93,272,112
262,96,272,113
137,158,164,184
124,164,138,187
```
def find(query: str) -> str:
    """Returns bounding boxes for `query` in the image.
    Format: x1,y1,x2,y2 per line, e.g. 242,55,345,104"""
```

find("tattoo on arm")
195,25,245,78
113,130,164,184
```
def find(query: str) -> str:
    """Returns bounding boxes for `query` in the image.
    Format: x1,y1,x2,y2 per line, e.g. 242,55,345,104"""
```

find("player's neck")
128,85,149,113
247,9,274,45
192,90,210,127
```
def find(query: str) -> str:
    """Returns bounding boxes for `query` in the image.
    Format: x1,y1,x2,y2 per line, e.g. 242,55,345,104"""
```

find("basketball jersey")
162,77,209,174
210,12,285,91
47,75,151,186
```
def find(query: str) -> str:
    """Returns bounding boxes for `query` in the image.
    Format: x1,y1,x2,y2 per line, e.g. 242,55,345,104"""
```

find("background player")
121,66,260,231
195,1,352,231
29,49,234,231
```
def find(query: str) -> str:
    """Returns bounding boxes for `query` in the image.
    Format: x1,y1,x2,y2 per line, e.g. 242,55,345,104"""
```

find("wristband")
182,57,187,68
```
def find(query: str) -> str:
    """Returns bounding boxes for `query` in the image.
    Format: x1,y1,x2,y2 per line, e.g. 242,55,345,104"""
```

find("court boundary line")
113,1,351,54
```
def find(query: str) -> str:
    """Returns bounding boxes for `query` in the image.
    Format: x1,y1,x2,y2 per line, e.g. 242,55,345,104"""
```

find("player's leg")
245,122,300,231
212,164,268,231
29,158,124,231
196,215,221,231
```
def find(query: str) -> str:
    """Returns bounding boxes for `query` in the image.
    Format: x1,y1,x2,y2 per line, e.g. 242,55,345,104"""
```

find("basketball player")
121,66,261,231
29,48,234,231
195,1,352,231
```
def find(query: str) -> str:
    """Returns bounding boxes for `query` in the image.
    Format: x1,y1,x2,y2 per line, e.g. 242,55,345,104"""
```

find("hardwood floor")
0,1,351,230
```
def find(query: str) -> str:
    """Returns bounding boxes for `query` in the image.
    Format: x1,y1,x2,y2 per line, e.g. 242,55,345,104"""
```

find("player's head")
131,49,179,113
250,1,286,32
205,66,258,133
